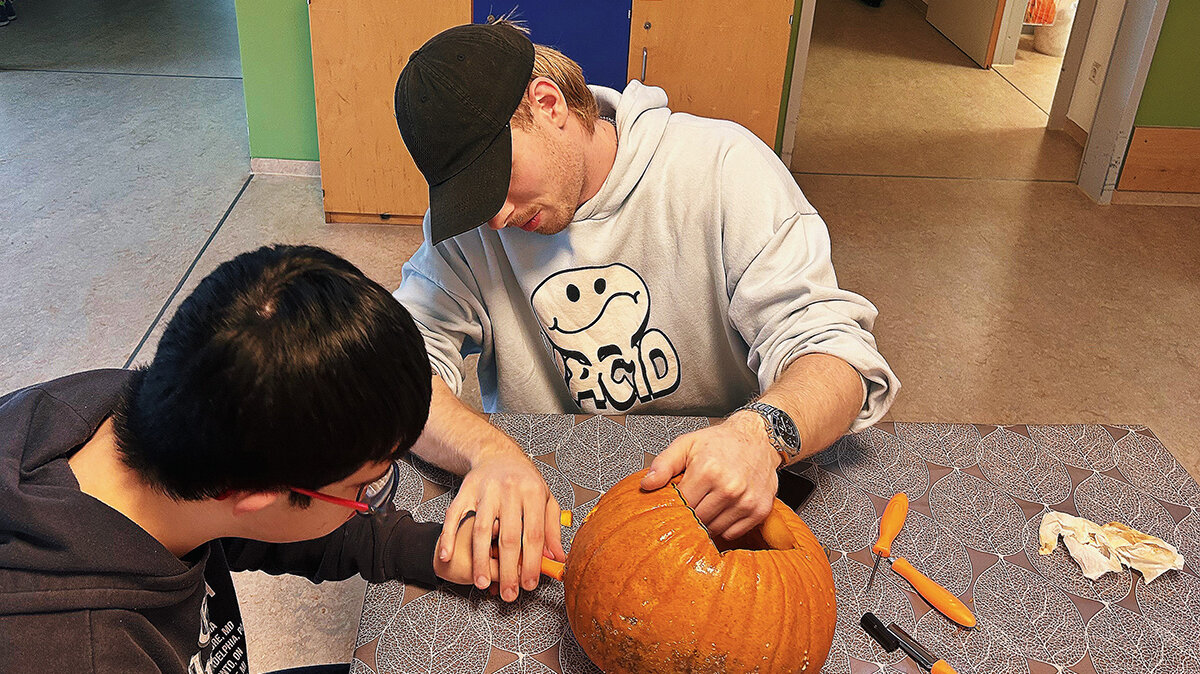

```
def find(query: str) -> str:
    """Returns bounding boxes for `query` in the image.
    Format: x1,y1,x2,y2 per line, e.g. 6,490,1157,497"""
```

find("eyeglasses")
289,461,399,517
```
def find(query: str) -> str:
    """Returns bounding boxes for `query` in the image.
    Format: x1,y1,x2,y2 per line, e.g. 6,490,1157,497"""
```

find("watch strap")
736,402,801,467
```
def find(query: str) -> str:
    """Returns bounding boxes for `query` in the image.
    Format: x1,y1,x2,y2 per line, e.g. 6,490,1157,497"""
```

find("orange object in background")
1025,0,1057,26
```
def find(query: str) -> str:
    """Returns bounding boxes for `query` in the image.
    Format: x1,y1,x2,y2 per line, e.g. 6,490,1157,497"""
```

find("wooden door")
628,0,796,148
308,0,470,224
926,0,1007,68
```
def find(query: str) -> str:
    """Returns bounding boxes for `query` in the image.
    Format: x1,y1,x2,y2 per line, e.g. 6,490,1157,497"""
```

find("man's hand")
437,441,566,602
433,512,499,585
640,412,780,540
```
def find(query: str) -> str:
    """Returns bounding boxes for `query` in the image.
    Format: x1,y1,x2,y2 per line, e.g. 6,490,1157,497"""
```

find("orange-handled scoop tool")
890,558,976,628
865,492,909,592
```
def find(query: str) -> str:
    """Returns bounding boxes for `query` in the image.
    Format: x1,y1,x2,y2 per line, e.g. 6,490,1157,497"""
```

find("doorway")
790,0,1084,182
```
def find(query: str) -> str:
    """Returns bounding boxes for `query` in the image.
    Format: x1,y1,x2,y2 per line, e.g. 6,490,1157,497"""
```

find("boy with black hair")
0,245,490,674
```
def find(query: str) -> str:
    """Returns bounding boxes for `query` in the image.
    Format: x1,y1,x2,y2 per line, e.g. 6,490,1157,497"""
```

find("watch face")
769,409,800,451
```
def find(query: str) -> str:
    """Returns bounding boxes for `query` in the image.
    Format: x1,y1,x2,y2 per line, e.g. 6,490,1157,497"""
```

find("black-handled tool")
860,613,958,674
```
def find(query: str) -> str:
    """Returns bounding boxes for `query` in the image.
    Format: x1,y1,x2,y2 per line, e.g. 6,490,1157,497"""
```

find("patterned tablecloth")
351,415,1200,674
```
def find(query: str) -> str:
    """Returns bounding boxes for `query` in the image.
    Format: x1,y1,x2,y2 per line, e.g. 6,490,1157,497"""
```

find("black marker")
859,613,958,674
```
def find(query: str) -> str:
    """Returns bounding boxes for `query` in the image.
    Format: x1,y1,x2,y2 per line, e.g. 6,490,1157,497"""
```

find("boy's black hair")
113,244,432,500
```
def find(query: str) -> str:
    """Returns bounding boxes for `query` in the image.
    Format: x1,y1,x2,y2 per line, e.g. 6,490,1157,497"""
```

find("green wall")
1134,0,1200,128
234,0,320,161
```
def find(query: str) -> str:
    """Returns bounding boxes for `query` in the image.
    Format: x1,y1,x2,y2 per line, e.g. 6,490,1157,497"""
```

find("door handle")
641,47,647,81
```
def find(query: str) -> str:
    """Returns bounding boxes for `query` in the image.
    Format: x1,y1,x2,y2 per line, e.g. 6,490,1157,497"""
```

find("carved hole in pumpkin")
669,483,774,553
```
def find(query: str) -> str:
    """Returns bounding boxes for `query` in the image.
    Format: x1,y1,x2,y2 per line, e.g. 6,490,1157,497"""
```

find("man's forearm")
411,374,518,474
737,352,866,461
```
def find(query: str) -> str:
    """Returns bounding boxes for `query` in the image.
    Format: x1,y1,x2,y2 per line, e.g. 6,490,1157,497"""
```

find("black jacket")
0,369,441,673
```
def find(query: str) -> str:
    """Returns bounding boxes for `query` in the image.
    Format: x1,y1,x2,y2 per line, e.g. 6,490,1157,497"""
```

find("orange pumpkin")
563,469,836,673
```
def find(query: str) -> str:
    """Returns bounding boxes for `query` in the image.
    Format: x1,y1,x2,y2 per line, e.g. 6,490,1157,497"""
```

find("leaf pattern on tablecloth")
807,444,840,466
559,627,603,674
974,558,1087,667
835,426,930,499
391,459,427,514
885,509,972,596
410,453,460,488
562,496,599,555
894,422,982,468
357,580,405,648
471,578,567,655
822,556,912,674
533,458,576,517
1135,569,1200,640
556,415,645,491
1022,509,1132,602
494,656,557,674
1087,604,1200,674
1074,472,1177,543
1175,510,1200,576
350,658,375,674
413,491,454,525
1028,424,1116,471
978,427,1072,505
796,465,878,553
490,413,577,457
929,470,1025,556
1114,431,1200,507
915,610,1029,674
377,590,491,674
624,415,709,455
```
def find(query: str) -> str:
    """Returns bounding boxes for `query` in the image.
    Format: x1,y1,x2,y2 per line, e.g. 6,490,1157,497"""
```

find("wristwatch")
736,402,802,468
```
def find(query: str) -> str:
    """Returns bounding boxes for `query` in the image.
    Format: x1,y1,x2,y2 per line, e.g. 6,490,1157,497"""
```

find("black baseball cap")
394,23,535,244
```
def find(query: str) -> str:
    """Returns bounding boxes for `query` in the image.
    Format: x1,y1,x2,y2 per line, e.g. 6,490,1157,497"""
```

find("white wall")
1067,0,1126,131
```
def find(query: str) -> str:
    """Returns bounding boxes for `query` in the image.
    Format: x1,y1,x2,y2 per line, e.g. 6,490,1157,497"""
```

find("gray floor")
3,0,1199,672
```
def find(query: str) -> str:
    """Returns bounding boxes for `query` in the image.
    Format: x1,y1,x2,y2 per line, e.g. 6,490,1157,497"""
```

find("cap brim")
428,125,512,245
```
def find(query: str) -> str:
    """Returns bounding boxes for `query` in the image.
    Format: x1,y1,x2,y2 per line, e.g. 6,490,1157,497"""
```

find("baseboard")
1117,127,1200,193
1064,117,1088,149
324,211,424,225
1111,191,1200,207
250,158,321,177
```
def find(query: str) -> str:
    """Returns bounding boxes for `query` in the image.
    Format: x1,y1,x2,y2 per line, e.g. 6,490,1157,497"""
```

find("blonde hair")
494,20,599,134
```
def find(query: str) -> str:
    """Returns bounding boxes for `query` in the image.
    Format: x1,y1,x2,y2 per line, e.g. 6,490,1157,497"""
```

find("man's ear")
228,490,282,516
528,77,569,129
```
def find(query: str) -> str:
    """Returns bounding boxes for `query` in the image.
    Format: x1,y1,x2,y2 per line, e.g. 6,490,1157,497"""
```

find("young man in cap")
392,22,900,603
0,245,492,674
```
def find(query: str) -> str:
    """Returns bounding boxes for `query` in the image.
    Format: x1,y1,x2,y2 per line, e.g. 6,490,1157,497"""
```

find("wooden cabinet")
628,0,798,149
308,0,470,224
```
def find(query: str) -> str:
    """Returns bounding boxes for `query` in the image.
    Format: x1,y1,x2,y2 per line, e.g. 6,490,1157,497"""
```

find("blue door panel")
473,1,633,91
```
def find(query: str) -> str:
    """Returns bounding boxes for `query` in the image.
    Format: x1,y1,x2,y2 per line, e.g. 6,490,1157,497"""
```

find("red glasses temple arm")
289,486,371,512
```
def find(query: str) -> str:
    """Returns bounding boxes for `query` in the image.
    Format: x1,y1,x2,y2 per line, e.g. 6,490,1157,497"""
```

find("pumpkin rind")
563,469,837,673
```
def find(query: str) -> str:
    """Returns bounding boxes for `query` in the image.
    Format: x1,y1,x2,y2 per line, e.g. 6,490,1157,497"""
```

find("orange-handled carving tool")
865,492,909,591
890,558,976,628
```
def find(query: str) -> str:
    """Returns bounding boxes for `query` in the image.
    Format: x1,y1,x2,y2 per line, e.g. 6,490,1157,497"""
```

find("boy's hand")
433,511,499,586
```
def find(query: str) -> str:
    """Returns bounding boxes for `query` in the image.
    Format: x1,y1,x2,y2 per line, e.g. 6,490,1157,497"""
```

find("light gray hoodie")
395,81,898,429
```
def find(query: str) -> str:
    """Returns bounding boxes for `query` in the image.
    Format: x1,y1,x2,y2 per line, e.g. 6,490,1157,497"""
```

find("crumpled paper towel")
1039,511,1185,583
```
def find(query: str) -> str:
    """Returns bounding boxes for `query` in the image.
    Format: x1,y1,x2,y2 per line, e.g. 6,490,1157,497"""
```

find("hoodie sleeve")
392,218,491,397
221,508,442,588
719,131,899,431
